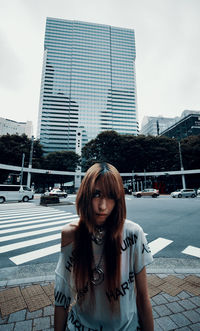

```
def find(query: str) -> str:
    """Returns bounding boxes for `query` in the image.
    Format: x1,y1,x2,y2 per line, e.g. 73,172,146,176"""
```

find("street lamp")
178,141,186,189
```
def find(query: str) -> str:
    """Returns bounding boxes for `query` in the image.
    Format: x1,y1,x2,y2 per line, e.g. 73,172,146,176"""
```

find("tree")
0,134,44,184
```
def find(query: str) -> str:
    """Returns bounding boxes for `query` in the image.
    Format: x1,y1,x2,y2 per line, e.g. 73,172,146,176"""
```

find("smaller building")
161,112,200,140
140,116,179,136
0,117,33,138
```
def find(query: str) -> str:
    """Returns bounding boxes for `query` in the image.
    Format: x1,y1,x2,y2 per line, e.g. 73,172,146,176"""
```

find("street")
0,195,199,269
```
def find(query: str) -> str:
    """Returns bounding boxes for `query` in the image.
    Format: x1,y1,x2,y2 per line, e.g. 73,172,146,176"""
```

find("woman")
54,163,154,331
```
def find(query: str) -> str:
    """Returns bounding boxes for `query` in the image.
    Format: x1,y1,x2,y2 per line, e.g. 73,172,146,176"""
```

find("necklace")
91,226,106,245
91,247,104,286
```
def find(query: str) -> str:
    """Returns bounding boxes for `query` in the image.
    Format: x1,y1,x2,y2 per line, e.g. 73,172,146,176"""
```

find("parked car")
133,188,159,198
197,188,200,196
170,189,196,198
49,188,68,198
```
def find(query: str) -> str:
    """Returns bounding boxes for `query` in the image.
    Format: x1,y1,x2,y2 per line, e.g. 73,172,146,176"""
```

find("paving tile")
43,305,54,316
0,315,8,325
24,293,52,312
14,320,32,331
189,323,200,330
42,284,54,297
166,301,185,314
162,293,179,302
152,309,159,319
170,312,191,328
148,275,166,287
0,296,27,318
165,275,186,287
8,309,26,323
21,285,44,299
190,296,200,306
152,294,169,305
153,318,163,330
148,286,162,298
184,275,200,286
0,287,21,303
182,310,200,323
178,299,197,310
158,282,182,296
177,291,191,299
26,309,42,320
0,323,14,331
153,304,171,317
33,316,50,331
174,327,190,331
179,283,200,296
155,316,177,330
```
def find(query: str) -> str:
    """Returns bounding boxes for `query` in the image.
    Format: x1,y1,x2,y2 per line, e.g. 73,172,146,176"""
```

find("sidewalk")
0,259,200,331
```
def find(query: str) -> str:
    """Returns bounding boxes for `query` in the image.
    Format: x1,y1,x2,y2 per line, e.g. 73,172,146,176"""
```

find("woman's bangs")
99,172,121,200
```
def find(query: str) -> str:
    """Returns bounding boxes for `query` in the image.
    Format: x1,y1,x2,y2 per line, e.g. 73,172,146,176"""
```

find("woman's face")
92,180,115,226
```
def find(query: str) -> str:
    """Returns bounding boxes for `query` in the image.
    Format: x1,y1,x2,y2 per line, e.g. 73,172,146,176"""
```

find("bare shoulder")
61,220,79,247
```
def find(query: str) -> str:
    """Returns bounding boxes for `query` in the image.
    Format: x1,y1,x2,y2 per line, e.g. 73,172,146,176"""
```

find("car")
197,188,200,196
49,189,68,198
170,189,196,198
0,184,34,203
132,188,159,198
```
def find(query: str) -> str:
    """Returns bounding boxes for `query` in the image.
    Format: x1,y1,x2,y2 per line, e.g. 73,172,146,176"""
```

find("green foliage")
82,131,200,172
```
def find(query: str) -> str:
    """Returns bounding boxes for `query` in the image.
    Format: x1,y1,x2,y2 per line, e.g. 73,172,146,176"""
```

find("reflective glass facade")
37,18,138,153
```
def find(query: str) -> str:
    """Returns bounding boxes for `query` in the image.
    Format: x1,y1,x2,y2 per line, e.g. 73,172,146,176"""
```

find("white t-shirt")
55,220,153,331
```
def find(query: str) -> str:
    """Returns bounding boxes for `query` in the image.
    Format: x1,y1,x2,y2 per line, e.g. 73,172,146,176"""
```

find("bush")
40,195,60,205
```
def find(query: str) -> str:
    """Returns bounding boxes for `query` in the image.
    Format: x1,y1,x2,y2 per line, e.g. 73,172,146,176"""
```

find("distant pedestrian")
54,162,154,330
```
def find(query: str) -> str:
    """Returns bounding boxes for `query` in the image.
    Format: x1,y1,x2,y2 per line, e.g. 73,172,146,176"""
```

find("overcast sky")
0,0,200,135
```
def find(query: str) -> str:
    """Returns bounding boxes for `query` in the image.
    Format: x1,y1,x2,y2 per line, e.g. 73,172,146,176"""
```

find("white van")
0,185,34,203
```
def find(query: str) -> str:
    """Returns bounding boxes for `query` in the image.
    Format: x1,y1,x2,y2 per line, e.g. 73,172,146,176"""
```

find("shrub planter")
40,195,60,206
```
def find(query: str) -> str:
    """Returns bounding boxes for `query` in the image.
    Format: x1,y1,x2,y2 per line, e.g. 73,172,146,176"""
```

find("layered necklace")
91,225,106,286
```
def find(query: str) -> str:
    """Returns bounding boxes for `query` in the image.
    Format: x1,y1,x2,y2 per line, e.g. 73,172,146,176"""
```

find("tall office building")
37,18,138,153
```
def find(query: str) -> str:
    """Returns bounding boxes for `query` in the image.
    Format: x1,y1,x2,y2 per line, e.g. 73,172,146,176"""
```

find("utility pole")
144,169,147,189
20,153,25,186
27,136,34,187
178,141,186,189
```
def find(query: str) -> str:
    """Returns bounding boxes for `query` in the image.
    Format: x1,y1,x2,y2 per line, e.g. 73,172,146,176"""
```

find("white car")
49,189,68,198
171,189,196,198
133,188,159,198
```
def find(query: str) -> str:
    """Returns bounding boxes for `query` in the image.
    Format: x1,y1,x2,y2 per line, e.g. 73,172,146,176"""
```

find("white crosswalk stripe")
182,245,200,258
0,204,199,265
148,237,173,256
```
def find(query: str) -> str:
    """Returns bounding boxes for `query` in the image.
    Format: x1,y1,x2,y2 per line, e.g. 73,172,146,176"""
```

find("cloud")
0,33,23,90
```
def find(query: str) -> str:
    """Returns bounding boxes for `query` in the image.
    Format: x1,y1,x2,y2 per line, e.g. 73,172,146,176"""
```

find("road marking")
0,218,79,242
0,233,61,253
0,215,78,234
182,245,200,258
0,213,73,228
0,210,69,221
149,237,173,256
10,244,61,265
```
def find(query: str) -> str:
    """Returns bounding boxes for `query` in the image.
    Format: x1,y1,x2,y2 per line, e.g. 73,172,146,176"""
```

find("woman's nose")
99,197,106,210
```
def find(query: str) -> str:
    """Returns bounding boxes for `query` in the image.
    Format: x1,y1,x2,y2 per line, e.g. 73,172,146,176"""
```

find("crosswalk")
0,203,199,266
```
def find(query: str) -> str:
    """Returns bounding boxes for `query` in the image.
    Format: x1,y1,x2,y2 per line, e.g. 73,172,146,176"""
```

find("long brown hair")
73,163,126,307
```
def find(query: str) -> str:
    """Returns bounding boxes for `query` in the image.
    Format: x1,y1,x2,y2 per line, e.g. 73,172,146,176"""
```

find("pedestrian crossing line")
148,237,173,256
0,218,79,242
182,245,200,258
0,212,74,228
0,215,78,235
0,210,70,221
9,244,61,265
0,233,61,253
0,206,50,214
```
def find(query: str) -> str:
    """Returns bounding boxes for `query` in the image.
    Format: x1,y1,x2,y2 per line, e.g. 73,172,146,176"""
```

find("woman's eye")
93,191,101,198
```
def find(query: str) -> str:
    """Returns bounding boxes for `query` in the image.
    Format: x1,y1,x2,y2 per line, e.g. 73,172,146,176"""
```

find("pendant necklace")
91,225,106,245
91,247,104,286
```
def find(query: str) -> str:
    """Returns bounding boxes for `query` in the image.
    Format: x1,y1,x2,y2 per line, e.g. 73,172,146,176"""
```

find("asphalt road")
0,194,199,269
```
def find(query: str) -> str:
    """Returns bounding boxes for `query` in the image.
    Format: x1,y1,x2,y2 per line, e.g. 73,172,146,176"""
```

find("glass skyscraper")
37,18,138,153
